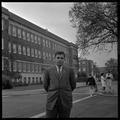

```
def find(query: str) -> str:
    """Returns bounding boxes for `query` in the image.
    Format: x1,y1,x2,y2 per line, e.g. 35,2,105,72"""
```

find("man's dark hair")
55,51,65,58
89,73,92,76
101,73,104,76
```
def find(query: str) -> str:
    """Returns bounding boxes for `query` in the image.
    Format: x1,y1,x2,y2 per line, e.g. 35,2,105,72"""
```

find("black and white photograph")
2,2,118,118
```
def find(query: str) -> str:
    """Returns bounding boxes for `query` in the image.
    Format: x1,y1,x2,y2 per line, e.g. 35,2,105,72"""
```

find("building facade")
2,7,78,85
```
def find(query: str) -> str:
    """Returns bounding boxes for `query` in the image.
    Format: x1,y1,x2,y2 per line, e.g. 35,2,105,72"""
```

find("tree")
105,58,117,71
69,2,118,56
77,71,87,82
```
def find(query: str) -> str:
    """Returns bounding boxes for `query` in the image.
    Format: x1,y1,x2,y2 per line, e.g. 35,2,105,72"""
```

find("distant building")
78,59,96,76
98,67,106,74
2,7,78,85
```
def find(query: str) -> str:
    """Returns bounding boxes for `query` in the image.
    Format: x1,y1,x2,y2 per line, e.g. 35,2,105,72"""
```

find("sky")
2,2,118,67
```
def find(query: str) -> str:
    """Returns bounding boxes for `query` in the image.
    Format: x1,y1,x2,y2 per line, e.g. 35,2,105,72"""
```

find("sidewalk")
2,82,87,96
3,84,44,91
2,81,118,97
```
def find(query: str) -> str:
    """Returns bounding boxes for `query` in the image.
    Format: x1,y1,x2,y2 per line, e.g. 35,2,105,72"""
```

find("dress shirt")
56,65,63,73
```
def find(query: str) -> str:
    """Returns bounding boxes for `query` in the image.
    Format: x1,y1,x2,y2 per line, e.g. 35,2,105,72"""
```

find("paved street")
2,81,118,118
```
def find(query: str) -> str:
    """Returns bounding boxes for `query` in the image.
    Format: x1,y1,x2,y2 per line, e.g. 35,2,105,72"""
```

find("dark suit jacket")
43,65,76,110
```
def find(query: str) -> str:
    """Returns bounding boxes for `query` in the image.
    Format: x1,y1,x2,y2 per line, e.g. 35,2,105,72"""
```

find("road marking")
97,92,118,97
73,95,96,104
30,95,95,118
2,96,9,98
73,92,89,95
21,89,45,92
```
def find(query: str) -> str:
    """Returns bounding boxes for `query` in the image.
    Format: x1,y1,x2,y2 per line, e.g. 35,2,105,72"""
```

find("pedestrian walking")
43,51,76,118
100,73,106,93
93,75,98,92
105,71,114,93
86,74,97,96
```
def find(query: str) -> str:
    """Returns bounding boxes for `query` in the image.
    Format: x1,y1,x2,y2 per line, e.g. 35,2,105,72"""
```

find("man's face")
55,54,65,66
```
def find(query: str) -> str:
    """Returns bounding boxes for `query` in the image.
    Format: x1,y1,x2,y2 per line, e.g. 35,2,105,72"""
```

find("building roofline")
2,6,77,49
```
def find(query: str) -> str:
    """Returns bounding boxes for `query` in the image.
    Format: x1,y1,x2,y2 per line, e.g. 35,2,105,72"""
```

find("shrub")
77,72,87,82
2,79,13,89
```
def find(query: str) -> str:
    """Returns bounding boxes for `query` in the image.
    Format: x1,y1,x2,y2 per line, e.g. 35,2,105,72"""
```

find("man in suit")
43,51,76,118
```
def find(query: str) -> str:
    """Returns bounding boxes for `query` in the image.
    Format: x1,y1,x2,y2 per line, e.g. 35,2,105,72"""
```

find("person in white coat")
105,71,113,93
100,73,106,92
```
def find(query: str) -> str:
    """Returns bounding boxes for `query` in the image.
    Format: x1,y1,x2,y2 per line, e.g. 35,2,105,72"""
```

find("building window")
31,48,34,57
2,19,4,31
8,24,12,35
27,63,31,72
43,39,45,46
13,61,17,72
9,60,12,71
55,44,57,50
38,65,41,73
22,30,26,40
12,25,17,37
35,64,38,73
36,77,38,82
18,62,22,72
2,58,4,70
38,51,41,58
82,61,86,65
29,63,31,72
31,34,34,43
46,52,48,60
49,53,51,60
38,37,41,45
2,38,4,50
23,77,26,82
13,44,17,53
56,44,58,50
23,62,26,72
46,40,48,47
43,52,45,60
32,77,34,83
27,32,30,41
35,35,37,44
53,54,54,60
32,64,34,72
26,63,28,72
28,77,31,83
39,77,41,82
34,64,36,73
83,68,86,72
18,28,22,38
56,44,58,51
35,49,38,58
52,43,55,50
27,47,30,56
8,42,11,52
23,46,26,56
18,45,22,54
49,41,51,48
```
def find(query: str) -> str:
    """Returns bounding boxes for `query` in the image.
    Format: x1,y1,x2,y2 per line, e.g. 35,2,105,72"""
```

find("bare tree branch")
69,2,117,56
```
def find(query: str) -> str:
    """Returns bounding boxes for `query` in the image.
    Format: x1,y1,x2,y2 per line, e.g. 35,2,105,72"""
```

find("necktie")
58,67,60,74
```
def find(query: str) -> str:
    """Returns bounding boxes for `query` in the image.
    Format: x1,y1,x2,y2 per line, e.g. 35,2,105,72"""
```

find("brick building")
2,7,79,85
